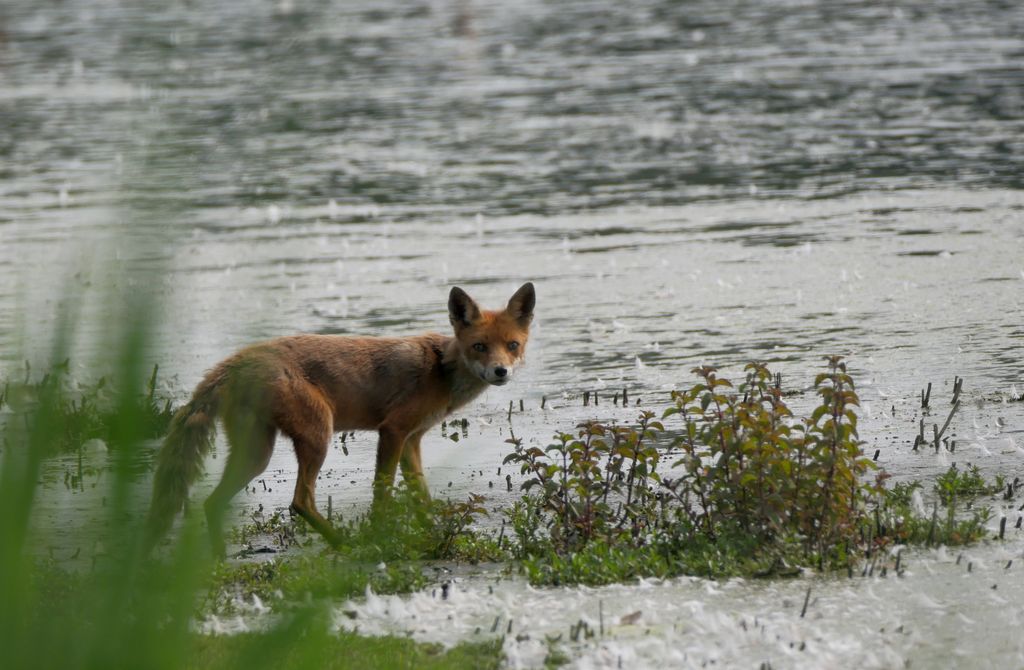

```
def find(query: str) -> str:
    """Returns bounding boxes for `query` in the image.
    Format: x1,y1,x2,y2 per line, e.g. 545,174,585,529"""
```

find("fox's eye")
473,343,487,353
507,341,520,351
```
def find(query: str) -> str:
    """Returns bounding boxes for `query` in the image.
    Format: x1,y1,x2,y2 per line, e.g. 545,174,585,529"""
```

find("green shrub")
503,357,993,584
503,410,666,554
665,357,878,565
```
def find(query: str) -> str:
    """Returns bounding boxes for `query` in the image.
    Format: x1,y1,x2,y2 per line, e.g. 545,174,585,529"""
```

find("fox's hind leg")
204,420,276,559
275,382,339,546
289,435,338,544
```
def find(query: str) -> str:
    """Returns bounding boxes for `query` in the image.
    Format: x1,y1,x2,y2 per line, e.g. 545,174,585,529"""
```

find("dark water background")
3,0,1024,219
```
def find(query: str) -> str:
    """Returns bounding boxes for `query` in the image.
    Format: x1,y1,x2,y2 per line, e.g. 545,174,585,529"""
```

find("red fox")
146,283,535,556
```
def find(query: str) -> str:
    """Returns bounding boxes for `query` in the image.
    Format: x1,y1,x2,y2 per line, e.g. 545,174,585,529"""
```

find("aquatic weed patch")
877,480,992,548
203,555,429,617
934,463,1003,504
0,360,177,455
209,492,502,614
186,629,502,670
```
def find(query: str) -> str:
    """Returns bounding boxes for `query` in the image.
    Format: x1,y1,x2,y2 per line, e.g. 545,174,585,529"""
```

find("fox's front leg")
372,424,409,510
399,430,431,504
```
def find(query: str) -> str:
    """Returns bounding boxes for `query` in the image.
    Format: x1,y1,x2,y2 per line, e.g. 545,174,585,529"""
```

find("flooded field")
22,191,1024,551
2,0,1024,667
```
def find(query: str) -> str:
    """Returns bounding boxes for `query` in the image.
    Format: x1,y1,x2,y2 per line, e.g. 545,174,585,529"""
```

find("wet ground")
3,0,1024,667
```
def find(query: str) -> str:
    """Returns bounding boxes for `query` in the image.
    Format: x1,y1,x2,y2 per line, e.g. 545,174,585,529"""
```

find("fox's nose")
494,367,508,378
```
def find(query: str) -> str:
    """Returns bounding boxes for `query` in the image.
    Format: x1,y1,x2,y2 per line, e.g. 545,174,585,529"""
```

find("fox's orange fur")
146,283,535,556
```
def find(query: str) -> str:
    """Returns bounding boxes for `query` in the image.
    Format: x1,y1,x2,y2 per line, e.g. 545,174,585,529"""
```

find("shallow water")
3,0,1024,666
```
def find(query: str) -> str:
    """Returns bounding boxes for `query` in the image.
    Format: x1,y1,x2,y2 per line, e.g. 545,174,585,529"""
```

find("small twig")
800,587,812,618
927,501,938,547
148,363,159,400
935,401,960,446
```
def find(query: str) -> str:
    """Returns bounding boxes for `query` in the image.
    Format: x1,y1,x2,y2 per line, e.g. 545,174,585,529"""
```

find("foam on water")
333,543,1024,669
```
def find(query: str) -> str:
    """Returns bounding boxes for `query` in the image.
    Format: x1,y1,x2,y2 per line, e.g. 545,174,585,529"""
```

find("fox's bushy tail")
145,367,225,548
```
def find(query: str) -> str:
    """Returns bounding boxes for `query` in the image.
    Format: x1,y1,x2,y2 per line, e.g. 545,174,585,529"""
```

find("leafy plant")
503,411,665,554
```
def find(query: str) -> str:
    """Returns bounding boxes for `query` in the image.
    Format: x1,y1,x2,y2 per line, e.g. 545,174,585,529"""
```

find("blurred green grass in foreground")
0,302,501,670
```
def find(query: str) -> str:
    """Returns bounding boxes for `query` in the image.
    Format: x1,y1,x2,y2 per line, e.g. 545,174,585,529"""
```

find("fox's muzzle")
472,361,514,385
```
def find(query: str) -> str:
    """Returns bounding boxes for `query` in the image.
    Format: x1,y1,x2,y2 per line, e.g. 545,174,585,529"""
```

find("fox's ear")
449,286,482,329
506,282,535,327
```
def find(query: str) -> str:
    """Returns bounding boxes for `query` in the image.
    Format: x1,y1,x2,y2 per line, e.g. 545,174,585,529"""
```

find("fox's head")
448,282,535,386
